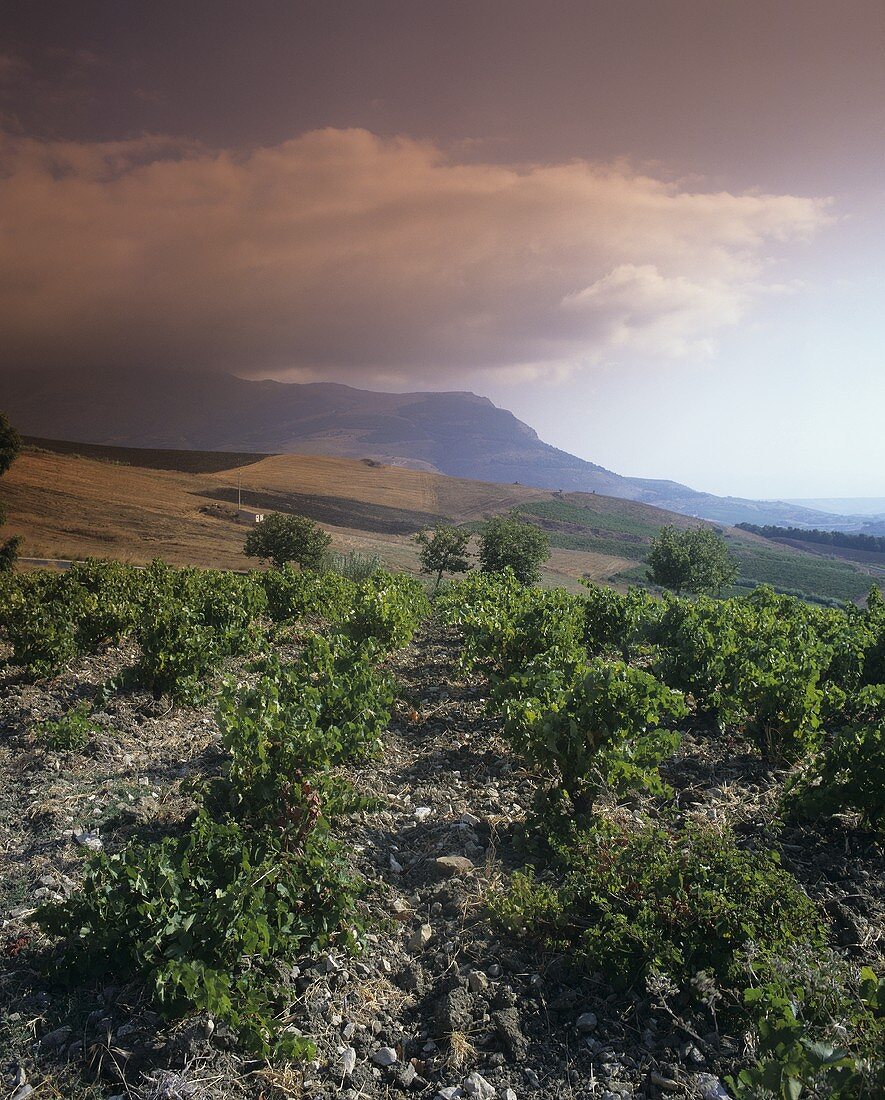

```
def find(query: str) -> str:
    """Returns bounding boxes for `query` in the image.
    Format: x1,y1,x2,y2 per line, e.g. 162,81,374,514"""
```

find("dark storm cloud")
0,128,828,383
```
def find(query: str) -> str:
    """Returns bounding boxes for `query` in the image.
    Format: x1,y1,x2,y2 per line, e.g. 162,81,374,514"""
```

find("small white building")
236,509,265,524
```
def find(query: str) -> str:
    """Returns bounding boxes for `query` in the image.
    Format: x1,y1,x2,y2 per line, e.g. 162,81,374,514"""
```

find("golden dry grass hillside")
1,445,635,586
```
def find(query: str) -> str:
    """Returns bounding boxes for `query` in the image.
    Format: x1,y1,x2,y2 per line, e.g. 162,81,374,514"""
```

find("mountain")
0,365,855,528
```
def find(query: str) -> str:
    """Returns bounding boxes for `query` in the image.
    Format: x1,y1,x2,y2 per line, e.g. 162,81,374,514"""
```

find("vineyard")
1,562,883,1100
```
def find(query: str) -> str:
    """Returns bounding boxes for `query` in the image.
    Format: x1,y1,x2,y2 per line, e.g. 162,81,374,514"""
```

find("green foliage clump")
262,564,357,623
216,636,392,824
38,811,361,1058
243,512,332,569
491,819,824,994
343,571,429,650
786,719,885,834
135,564,266,700
729,973,885,1100
36,701,98,751
415,523,472,590
581,582,660,660
647,524,737,596
501,659,686,812
0,569,79,677
0,410,22,572
478,512,551,585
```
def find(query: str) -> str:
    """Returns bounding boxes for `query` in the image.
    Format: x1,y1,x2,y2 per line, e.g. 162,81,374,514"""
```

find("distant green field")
514,499,878,605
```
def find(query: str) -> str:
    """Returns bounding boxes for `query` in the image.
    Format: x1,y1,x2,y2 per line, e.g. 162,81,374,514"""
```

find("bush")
37,811,362,1058
262,565,357,623
343,571,429,651
136,565,266,700
478,513,550,585
729,973,885,1099
491,819,824,994
786,720,885,833
0,571,79,677
243,512,331,569
500,659,686,812
216,636,393,824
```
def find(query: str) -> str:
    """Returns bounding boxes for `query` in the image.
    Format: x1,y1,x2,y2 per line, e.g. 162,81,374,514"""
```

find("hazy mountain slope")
0,365,850,528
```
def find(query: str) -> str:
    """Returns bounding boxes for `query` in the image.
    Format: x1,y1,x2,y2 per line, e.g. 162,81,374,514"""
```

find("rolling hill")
0,365,858,529
4,438,879,604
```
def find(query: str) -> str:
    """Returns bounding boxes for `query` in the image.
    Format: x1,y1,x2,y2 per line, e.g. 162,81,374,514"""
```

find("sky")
1,1,883,498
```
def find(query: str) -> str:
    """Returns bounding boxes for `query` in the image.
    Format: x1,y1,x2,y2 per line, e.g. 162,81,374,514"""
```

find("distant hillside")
1,365,854,529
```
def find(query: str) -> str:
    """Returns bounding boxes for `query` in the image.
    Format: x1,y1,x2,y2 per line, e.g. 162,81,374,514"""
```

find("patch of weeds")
36,701,99,751
490,817,824,997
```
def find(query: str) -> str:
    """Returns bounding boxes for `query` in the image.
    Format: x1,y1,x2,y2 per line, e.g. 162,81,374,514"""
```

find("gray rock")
390,855,404,874
435,1089,463,1100
523,1068,540,1089
492,1007,527,1062
575,1012,598,1033
11,1087,34,1100
649,1070,680,1092
340,1047,357,1077
73,830,103,851
437,986,474,1034
503,1090,518,1100
414,806,433,821
408,923,433,952
464,1072,496,1100
372,1046,398,1067
468,970,489,993
396,1063,418,1088
38,1025,72,1051
487,963,503,979
694,1074,731,1100
433,855,474,878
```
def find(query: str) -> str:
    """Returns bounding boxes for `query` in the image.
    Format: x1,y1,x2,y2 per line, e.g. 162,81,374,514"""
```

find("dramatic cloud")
0,128,830,382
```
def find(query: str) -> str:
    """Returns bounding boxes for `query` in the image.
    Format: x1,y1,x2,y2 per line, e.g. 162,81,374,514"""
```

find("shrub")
243,512,331,570
478,513,550,585
0,571,79,677
262,565,357,623
786,720,885,833
501,659,686,812
491,819,824,994
729,973,885,1100
216,637,393,825
581,582,660,661
37,811,362,1058
344,571,429,650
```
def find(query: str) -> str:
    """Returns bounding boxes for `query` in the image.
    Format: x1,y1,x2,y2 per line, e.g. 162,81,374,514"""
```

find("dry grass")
3,448,632,587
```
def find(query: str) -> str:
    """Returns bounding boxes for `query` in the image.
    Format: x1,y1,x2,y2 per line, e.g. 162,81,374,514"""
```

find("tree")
243,513,331,570
478,512,550,585
414,524,471,591
646,525,737,597
0,412,21,572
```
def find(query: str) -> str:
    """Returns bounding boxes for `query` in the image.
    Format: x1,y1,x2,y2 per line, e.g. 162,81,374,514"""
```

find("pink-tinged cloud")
0,128,830,381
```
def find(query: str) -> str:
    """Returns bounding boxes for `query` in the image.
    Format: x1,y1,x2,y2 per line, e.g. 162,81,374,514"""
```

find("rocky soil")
1,621,882,1100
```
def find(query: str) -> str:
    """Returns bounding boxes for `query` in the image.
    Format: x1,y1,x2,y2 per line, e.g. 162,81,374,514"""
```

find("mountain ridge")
0,365,860,529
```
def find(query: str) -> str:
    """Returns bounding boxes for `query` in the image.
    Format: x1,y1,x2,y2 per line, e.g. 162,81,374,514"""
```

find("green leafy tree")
478,513,550,585
415,523,471,590
647,524,737,597
243,512,332,570
0,412,22,571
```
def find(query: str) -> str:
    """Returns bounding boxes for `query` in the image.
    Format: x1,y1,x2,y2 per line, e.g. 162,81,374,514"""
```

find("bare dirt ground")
2,621,882,1100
